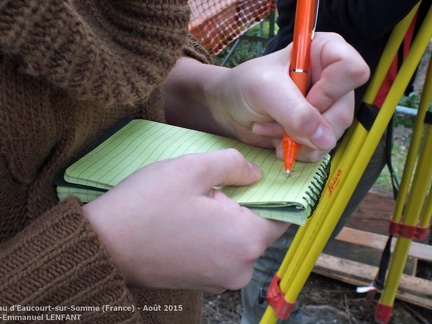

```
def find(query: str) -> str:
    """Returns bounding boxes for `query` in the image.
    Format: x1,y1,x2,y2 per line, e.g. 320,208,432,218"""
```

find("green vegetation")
213,20,277,67
396,92,420,129
374,137,409,190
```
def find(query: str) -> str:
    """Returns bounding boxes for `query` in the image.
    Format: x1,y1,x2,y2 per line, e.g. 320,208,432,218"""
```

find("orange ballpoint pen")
284,0,319,177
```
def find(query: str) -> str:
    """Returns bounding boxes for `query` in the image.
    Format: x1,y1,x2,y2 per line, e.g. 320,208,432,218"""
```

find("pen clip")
312,0,320,40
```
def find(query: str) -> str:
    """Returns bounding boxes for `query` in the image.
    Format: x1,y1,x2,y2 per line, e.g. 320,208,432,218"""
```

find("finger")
307,33,370,113
260,219,291,246
252,121,284,137
321,92,355,141
298,148,329,163
232,211,291,259
275,135,331,163
252,119,340,155
247,65,336,151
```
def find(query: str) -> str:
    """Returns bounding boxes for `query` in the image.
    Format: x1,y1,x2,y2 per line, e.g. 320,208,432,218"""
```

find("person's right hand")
83,149,289,293
201,32,370,162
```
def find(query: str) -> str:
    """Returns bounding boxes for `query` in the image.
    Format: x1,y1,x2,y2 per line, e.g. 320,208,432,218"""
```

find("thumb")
191,149,263,189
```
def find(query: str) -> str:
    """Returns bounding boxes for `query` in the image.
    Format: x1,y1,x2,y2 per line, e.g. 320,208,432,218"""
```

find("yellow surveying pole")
375,52,432,324
261,2,430,322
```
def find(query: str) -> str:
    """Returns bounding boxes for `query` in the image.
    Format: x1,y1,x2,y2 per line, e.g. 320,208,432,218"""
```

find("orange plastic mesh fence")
189,0,277,55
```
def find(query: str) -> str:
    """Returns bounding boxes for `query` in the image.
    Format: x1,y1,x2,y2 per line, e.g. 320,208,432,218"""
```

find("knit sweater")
0,1,211,323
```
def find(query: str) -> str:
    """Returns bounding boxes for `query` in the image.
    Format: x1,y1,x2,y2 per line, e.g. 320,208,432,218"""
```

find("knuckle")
347,61,370,85
241,233,268,262
224,148,246,167
229,264,256,291
291,107,321,137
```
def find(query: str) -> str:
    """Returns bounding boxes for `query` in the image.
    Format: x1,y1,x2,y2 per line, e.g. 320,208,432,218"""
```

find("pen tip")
286,170,291,178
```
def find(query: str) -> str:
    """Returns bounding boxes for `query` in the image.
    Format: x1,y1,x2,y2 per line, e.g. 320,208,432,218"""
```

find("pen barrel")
289,71,308,95
283,133,300,172
290,0,317,75
283,0,316,173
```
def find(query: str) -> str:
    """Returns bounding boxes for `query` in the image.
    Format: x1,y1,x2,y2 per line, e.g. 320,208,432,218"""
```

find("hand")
205,32,370,161
83,149,289,293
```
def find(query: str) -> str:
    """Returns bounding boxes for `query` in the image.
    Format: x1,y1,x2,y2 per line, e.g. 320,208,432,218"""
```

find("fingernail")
311,124,335,149
252,123,259,134
248,162,263,176
311,124,324,139
276,146,284,160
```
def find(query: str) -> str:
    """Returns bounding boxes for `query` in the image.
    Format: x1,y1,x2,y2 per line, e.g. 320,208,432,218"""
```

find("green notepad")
57,119,330,225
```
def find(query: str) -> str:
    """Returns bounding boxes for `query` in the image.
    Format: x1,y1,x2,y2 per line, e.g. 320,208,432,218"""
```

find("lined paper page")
66,120,254,189
225,158,324,206
64,120,329,217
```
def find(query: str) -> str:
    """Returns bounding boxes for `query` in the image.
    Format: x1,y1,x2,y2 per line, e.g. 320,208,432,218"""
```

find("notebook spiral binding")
302,156,331,216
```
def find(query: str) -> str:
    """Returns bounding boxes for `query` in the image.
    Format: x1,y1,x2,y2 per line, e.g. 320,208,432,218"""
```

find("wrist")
164,57,232,136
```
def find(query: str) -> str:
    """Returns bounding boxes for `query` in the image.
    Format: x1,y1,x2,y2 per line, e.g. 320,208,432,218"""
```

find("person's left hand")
205,32,370,162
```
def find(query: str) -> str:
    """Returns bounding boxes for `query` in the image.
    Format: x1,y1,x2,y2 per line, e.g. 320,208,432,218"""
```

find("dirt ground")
202,270,432,324
202,45,432,324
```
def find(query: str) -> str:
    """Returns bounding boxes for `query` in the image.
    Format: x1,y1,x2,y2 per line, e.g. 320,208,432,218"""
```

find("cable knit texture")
0,0,210,322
